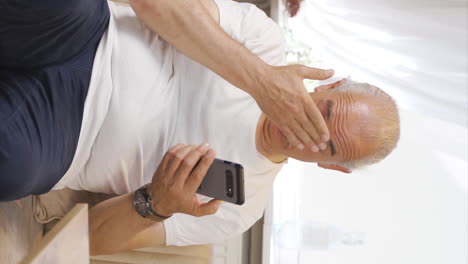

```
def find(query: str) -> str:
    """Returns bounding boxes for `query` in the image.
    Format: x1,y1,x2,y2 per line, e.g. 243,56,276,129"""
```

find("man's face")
270,90,379,166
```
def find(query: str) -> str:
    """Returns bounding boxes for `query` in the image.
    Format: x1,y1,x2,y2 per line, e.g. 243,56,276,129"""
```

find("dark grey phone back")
196,158,245,205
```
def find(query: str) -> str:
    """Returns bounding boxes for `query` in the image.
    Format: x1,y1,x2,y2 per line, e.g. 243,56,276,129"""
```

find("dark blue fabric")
0,0,110,69
0,0,110,201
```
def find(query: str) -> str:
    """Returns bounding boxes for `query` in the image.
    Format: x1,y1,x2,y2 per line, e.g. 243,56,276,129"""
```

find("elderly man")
0,0,399,256
74,0,399,255
0,0,334,201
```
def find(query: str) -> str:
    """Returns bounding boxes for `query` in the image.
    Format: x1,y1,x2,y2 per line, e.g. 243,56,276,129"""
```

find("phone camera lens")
225,170,234,198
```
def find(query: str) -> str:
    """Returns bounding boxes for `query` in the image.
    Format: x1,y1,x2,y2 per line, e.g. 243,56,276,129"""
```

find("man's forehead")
331,92,377,112
329,93,378,159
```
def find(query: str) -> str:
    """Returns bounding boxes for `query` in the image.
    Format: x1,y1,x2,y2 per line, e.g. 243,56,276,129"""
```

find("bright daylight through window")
263,1,467,264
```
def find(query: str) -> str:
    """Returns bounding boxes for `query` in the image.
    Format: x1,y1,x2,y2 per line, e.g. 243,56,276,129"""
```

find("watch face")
134,191,149,217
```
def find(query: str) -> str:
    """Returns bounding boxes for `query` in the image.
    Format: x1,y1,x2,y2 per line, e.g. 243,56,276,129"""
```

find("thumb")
195,199,223,217
298,65,334,80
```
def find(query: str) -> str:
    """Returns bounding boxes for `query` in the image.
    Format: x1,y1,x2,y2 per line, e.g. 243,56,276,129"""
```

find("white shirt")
55,0,287,246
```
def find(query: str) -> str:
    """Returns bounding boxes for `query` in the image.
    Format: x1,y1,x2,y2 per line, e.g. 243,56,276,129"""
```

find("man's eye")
329,140,336,156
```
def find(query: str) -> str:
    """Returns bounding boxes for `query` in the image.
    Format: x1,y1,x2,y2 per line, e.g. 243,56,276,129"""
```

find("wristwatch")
133,184,171,220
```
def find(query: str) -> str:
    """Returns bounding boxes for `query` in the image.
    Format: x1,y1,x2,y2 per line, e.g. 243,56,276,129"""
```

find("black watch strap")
134,184,172,220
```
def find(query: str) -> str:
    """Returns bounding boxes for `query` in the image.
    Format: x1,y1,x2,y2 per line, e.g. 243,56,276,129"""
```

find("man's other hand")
254,65,334,152
148,143,222,218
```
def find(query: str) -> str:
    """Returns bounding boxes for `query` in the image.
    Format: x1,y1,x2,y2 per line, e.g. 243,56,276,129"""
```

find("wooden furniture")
21,204,89,264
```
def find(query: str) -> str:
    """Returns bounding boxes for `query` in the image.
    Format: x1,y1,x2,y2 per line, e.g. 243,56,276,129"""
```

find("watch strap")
135,184,172,220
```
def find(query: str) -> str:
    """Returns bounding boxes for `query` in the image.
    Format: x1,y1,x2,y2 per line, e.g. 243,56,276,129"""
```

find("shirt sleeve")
217,0,287,67
164,186,271,246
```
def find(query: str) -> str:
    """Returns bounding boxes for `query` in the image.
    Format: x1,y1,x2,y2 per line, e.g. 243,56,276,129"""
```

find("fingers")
294,65,332,145
185,148,216,193
165,144,195,176
282,95,330,150
297,65,334,81
294,111,321,152
193,199,223,217
152,142,221,218
305,99,330,143
288,112,329,151
160,144,186,170
174,143,211,183
280,126,304,150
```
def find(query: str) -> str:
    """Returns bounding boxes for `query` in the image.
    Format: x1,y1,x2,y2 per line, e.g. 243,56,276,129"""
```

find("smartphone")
196,158,245,205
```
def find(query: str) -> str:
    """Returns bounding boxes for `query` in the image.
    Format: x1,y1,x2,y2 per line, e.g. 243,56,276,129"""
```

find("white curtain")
288,0,468,127
264,1,468,264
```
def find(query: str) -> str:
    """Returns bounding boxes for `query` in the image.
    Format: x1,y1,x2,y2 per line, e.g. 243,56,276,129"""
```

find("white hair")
328,79,400,170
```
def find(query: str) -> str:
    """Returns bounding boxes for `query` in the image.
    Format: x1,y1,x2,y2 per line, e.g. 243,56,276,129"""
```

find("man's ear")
314,78,346,92
317,162,351,174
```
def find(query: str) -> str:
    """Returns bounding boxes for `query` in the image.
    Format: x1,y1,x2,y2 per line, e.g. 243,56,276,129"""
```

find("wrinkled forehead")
312,90,376,119
312,91,379,160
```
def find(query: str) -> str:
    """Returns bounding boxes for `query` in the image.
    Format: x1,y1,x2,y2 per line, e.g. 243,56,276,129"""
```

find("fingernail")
322,134,329,142
311,145,319,152
199,142,210,151
319,143,327,150
297,144,305,150
326,69,335,76
206,149,215,158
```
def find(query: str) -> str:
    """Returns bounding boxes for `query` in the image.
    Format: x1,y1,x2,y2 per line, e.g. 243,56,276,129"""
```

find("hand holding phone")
148,143,223,218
